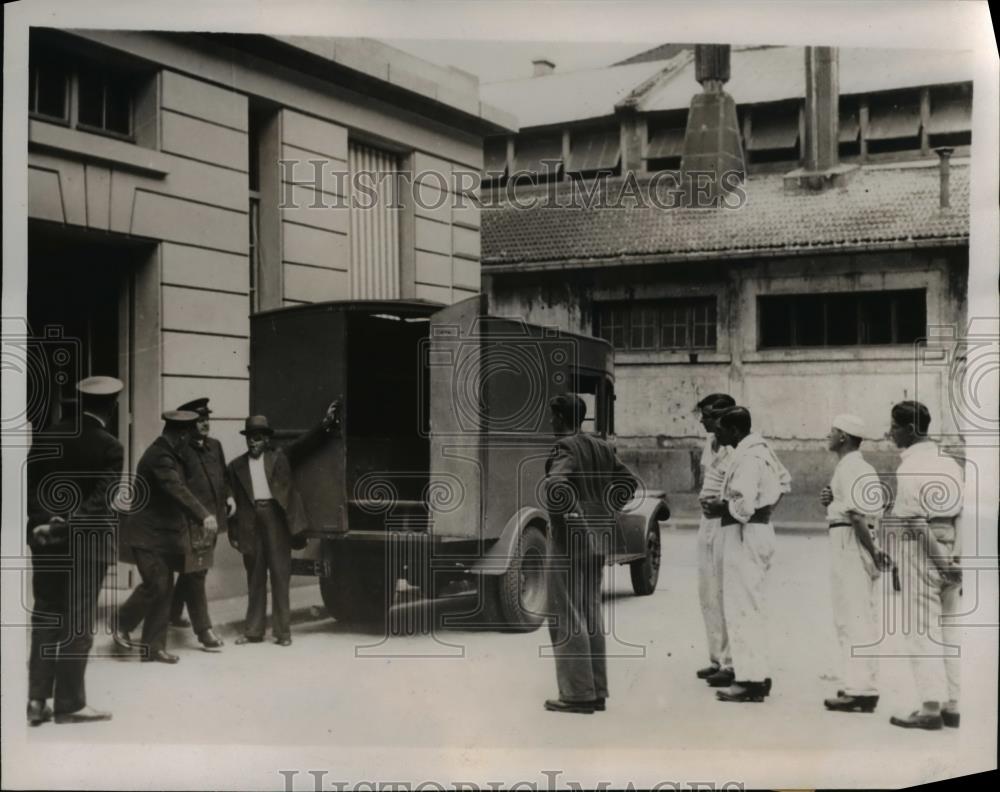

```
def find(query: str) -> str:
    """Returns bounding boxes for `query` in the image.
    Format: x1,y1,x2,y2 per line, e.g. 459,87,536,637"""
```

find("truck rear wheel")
486,524,548,631
629,523,661,596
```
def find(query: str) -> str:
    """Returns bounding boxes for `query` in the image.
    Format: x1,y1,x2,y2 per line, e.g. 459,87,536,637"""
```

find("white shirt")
890,441,964,520
827,450,884,523
248,454,273,500
720,433,792,523
699,435,731,499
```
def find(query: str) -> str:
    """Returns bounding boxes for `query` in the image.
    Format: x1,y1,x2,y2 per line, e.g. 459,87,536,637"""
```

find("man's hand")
225,496,236,517
819,485,833,507
873,548,893,571
700,497,727,518
322,399,342,431
203,515,218,532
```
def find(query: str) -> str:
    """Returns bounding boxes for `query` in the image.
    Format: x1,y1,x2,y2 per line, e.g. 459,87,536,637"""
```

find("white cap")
832,413,866,439
76,376,124,396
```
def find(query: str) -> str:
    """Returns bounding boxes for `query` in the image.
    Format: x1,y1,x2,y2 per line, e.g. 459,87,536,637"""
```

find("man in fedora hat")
114,410,215,664
228,404,341,646
819,413,889,714
26,375,124,725
167,397,232,651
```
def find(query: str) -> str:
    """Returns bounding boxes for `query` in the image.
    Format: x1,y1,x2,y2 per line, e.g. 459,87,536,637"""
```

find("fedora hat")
240,415,274,436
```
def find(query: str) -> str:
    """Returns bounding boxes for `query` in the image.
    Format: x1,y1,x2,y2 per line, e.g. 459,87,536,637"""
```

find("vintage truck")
249,295,669,630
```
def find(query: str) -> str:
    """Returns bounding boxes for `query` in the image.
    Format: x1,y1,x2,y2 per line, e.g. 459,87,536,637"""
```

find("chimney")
678,44,745,206
785,46,858,192
532,58,555,77
936,146,954,209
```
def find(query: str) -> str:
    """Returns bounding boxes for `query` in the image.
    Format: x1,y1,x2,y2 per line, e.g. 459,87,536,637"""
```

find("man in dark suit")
167,397,231,650
113,410,215,663
26,375,124,725
228,405,339,646
542,393,638,715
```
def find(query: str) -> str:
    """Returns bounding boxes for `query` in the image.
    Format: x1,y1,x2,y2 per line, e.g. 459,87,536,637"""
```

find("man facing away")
694,393,736,690
228,404,340,646
884,400,963,731
819,413,889,714
114,411,216,664
702,406,791,703
542,393,638,714
168,397,231,651
26,376,124,725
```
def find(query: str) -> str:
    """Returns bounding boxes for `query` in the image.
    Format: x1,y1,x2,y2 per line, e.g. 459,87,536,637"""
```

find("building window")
646,111,687,172
758,289,926,348
928,83,972,149
512,132,563,183
29,58,69,122
566,124,620,179
77,64,133,137
349,140,401,299
746,100,801,165
596,298,717,352
866,89,921,155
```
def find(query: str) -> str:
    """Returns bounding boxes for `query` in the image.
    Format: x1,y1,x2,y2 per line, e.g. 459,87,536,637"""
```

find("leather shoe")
275,636,292,647
890,710,943,730
717,682,768,703
141,649,180,664
705,667,735,687
27,699,52,726
54,705,112,724
824,694,878,713
198,629,224,650
112,628,136,651
170,616,191,628
592,698,606,712
544,699,594,714
942,710,960,728
235,635,263,645
696,664,720,679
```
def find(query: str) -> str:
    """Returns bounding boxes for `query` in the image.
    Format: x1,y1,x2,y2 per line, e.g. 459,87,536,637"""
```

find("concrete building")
479,45,972,524
26,28,514,596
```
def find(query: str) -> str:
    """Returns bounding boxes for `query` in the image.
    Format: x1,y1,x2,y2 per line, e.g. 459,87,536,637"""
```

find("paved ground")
18,528,993,788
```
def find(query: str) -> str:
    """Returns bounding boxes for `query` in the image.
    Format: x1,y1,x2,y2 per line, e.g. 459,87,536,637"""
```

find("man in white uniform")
702,406,791,702
884,401,963,731
819,414,889,713
694,393,736,689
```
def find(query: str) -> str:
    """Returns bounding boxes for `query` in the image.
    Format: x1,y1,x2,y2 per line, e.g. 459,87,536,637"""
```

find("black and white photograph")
2,1,998,789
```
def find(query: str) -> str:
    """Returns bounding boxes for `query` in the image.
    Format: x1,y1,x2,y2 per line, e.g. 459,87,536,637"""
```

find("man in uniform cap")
228,403,341,646
702,406,791,702
884,400,963,731
26,375,124,724
819,413,889,713
541,393,638,714
694,393,737,689
167,397,231,650
114,410,216,663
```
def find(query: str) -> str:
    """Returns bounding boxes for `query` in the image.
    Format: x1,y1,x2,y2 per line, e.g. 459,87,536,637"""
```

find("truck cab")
249,295,668,630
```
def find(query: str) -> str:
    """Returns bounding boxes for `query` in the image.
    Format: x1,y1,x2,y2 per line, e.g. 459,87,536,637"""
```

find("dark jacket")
26,413,124,548
126,435,211,555
226,423,335,554
178,435,229,572
543,432,638,545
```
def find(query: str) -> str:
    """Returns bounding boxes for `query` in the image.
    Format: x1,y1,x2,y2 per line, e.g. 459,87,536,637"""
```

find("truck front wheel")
486,524,548,631
629,523,661,596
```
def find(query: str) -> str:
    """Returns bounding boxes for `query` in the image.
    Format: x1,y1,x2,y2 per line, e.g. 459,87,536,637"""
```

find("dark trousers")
117,548,183,652
242,501,292,639
546,524,610,702
29,540,109,714
169,570,212,634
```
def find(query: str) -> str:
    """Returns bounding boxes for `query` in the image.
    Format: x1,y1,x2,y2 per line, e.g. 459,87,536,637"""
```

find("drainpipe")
935,146,954,209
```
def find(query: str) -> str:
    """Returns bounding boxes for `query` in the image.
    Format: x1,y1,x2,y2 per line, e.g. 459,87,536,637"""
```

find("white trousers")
828,525,880,695
697,515,731,668
897,534,962,705
721,521,775,682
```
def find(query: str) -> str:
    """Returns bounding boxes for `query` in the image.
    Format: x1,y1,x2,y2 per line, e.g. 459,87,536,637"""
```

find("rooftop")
481,45,974,131
481,161,969,269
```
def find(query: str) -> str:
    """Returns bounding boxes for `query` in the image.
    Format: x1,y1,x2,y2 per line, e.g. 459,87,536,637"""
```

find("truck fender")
617,491,670,555
470,506,549,575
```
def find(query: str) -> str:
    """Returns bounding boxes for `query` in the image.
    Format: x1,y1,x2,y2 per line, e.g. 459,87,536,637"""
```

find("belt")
721,505,772,526
254,499,276,506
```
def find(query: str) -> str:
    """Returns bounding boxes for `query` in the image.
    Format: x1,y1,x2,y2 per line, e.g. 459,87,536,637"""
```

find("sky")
384,39,658,84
